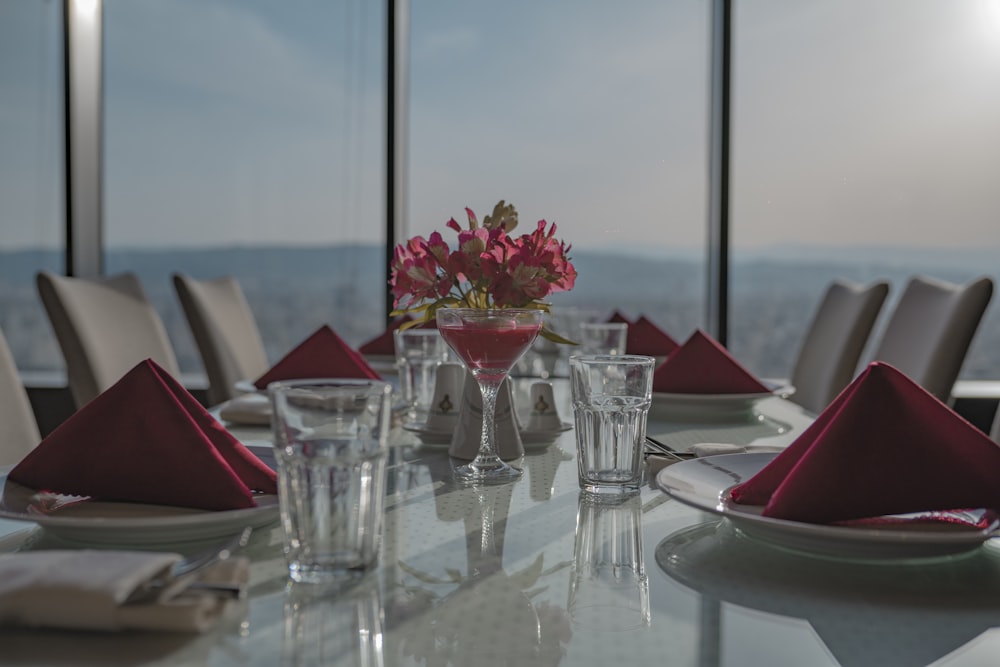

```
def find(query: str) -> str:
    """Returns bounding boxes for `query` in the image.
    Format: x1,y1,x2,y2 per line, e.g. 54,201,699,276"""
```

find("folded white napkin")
0,550,248,633
218,393,272,426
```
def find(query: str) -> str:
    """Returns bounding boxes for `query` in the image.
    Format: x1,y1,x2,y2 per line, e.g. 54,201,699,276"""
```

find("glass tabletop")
2,380,1000,666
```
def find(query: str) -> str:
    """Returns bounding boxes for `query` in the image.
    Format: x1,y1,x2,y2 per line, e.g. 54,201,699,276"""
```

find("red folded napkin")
358,317,410,356
358,317,437,356
627,315,679,357
254,325,381,389
8,359,277,511
652,329,770,394
729,362,1000,524
607,311,632,325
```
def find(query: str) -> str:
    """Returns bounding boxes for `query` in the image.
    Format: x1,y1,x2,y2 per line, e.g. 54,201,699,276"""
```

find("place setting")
220,324,388,426
654,361,1000,560
0,359,280,547
647,329,795,423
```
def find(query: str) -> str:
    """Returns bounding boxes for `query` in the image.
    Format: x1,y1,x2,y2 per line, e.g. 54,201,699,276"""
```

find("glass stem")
474,376,503,465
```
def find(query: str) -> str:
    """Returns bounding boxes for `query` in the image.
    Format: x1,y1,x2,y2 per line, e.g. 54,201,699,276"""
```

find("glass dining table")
2,378,1000,666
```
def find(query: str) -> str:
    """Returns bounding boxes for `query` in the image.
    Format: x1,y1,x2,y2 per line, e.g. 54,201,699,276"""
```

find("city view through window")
2,1,1000,385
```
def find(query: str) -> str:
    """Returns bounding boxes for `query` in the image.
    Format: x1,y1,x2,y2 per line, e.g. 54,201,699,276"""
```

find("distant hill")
2,243,999,380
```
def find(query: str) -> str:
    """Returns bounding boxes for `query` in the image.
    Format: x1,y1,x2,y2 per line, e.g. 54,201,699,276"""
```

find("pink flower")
390,236,451,307
389,201,577,336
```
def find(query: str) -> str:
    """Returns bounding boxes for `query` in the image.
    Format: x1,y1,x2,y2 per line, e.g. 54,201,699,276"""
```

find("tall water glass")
569,355,654,494
394,328,449,423
269,379,393,583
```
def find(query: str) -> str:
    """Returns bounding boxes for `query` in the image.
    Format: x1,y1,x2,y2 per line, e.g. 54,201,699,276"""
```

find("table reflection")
656,519,1000,667
395,482,572,666
282,579,385,667
569,492,650,632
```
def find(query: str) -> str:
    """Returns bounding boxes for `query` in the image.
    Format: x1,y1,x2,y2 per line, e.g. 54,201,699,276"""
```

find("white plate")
654,452,1000,559
650,382,794,421
402,422,571,449
0,467,279,547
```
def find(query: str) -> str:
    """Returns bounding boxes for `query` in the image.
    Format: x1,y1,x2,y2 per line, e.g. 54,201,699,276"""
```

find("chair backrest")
36,271,181,409
789,279,890,414
868,275,994,402
172,273,269,406
0,325,41,465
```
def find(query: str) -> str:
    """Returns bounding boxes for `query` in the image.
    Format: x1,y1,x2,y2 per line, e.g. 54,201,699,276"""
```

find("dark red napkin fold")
8,359,277,511
627,315,679,357
358,317,410,356
652,329,770,394
607,311,631,325
254,324,381,389
729,362,1000,524
358,317,437,355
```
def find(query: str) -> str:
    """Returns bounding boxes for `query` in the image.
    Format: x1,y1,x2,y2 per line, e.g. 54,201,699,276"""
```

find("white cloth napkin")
218,393,272,426
0,550,248,633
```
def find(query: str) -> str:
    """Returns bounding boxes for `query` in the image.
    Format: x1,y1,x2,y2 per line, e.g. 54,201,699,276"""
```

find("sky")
1,0,1000,255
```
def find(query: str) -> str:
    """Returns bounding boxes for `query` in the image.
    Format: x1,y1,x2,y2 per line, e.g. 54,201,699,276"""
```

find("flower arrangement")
390,200,577,342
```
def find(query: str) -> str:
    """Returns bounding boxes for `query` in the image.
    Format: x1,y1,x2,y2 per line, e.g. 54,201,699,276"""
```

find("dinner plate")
649,381,794,422
0,467,279,547
654,452,1000,559
402,422,571,449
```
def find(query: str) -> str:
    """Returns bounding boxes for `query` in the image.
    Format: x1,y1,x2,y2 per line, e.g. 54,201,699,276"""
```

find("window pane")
407,0,710,338
103,0,386,372
731,0,1000,380
0,1,64,372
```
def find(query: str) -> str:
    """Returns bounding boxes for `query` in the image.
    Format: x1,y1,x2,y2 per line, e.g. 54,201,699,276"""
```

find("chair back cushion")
173,274,269,405
870,275,993,402
36,271,180,408
790,279,889,414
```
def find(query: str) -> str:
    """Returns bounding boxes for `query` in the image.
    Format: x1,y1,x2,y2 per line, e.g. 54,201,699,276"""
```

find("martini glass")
436,308,544,483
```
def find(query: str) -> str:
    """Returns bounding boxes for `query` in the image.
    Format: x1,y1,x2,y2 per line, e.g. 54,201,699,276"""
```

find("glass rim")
266,378,393,394
393,328,442,337
568,354,655,365
436,306,543,314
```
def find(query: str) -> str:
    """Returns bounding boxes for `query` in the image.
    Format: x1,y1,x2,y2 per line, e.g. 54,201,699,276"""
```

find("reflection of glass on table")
282,578,384,666
569,492,650,631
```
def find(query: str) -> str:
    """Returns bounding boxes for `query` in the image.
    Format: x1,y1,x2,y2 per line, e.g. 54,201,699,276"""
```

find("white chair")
0,325,41,465
36,271,181,409
172,273,270,406
867,275,994,403
789,279,890,414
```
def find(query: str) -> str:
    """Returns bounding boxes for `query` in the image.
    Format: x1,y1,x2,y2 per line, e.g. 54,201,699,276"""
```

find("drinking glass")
570,354,654,494
436,308,544,483
393,328,450,423
269,378,393,583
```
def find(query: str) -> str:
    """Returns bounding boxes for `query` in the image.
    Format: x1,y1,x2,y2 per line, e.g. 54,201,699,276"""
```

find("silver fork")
644,436,693,461
125,526,252,604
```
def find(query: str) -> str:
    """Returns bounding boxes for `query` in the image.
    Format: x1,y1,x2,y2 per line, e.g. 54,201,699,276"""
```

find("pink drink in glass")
438,323,541,379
